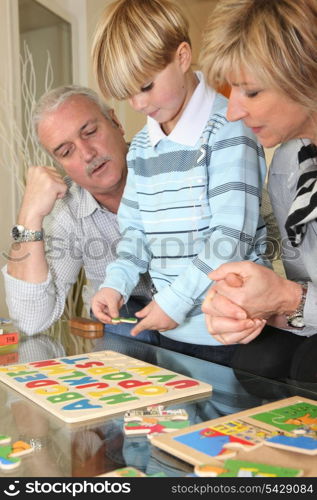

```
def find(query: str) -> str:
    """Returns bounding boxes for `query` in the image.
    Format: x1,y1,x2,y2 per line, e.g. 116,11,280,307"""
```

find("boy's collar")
147,71,215,147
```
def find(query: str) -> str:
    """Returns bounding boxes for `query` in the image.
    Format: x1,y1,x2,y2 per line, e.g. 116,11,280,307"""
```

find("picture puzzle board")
151,396,317,470
0,350,212,424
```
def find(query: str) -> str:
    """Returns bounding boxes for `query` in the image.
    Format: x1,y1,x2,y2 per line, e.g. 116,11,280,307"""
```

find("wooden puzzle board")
150,396,317,476
0,350,212,425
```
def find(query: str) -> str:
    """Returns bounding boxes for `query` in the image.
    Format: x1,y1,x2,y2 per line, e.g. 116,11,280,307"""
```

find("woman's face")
226,70,315,147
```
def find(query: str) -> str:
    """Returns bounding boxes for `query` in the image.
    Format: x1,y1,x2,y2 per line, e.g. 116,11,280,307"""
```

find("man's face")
37,95,127,197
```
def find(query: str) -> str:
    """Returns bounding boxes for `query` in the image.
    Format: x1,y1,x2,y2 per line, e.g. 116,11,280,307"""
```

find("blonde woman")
201,0,317,381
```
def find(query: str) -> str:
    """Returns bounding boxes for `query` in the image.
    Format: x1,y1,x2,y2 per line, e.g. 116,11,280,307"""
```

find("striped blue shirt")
102,75,268,345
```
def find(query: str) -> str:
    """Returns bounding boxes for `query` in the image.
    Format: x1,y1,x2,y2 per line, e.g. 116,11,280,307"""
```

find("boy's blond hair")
199,0,317,112
92,0,190,100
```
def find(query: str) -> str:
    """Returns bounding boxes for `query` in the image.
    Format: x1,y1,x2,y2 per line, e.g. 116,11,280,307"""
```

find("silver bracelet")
285,283,308,329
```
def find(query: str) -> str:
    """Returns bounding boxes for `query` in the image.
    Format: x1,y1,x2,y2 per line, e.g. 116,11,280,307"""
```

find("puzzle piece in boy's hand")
194,459,303,477
111,317,138,324
124,405,188,422
0,439,33,470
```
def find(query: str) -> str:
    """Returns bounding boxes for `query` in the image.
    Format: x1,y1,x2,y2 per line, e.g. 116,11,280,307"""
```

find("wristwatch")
286,283,308,329
11,224,44,243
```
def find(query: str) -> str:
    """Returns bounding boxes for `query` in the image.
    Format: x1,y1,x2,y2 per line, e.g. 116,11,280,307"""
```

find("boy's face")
128,43,195,134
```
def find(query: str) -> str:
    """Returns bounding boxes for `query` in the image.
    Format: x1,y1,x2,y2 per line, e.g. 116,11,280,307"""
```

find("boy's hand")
91,288,123,324
131,300,178,336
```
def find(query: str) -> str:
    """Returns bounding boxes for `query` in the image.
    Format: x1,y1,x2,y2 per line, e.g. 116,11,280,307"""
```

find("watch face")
12,225,24,240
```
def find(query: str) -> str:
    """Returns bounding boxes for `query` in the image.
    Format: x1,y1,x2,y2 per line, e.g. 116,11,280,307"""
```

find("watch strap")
286,283,308,329
20,229,44,242
11,225,44,242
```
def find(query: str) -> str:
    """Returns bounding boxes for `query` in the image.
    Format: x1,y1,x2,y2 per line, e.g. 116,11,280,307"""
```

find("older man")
2,85,157,343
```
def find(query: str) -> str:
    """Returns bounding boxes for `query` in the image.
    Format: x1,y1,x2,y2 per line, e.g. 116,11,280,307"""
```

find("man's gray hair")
32,85,113,154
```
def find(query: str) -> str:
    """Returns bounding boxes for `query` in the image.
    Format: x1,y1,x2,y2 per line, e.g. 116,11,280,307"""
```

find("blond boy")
91,0,267,364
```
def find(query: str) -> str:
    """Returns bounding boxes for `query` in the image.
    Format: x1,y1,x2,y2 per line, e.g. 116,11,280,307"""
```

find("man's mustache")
86,156,112,176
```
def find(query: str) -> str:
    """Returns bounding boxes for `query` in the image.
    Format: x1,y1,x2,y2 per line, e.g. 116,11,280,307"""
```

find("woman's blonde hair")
200,0,317,111
92,0,190,100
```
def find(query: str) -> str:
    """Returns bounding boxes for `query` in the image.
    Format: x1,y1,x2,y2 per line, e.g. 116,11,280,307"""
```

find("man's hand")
131,300,178,336
201,261,303,345
207,261,301,319
7,166,69,281
18,166,68,227
91,288,123,324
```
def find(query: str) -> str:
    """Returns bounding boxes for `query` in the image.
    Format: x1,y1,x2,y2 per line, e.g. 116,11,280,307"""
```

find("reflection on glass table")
0,320,316,477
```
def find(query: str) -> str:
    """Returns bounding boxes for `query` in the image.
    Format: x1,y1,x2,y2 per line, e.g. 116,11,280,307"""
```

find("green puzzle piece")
0,445,21,470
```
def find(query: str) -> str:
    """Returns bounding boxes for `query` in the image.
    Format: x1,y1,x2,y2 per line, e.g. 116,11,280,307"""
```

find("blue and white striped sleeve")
101,163,150,301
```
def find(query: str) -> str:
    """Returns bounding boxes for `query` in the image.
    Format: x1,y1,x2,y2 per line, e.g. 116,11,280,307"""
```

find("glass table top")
0,320,316,478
